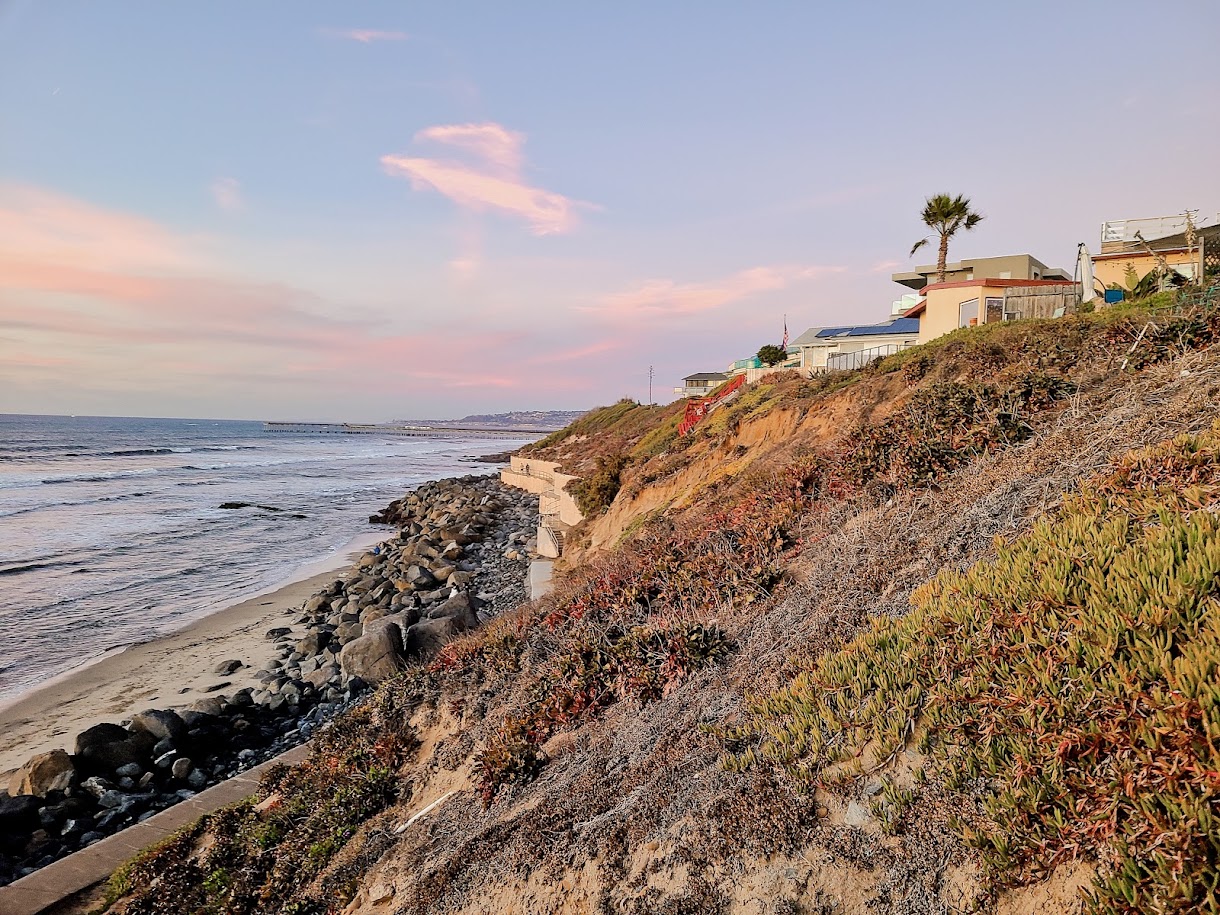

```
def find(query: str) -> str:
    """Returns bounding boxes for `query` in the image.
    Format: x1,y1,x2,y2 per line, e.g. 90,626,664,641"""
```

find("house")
891,253,1071,291
726,354,801,384
1092,214,1220,292
903,278,1078,344
674,371,729,398
792,318,920,373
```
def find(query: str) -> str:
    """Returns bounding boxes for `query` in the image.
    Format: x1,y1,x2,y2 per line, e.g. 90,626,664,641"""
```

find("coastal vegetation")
94,292,1220,913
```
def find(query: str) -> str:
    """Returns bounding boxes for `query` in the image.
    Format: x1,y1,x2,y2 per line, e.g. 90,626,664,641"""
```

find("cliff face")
102,304,1220,915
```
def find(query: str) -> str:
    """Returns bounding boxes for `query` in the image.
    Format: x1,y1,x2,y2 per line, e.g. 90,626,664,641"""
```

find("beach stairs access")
537,491,568,558
678,373,746,437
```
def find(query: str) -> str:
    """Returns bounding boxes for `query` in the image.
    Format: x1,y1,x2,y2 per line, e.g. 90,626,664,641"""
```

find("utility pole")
648,365,654,405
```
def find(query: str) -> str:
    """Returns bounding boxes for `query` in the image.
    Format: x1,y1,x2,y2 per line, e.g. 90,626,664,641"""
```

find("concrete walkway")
0,744,311,915
529,559,554,600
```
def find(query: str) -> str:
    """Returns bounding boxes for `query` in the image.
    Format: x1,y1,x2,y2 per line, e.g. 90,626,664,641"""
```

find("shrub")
724,424,1220,914
569,453,631,515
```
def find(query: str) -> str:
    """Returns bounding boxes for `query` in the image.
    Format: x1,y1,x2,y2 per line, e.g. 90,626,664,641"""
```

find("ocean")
0,414,530,703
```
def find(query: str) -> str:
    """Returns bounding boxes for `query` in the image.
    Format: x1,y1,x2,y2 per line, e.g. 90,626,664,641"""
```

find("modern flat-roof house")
1092,214,1220,291
674,371,729,398
792,317,920,373
891,253,1071,291
903,278,1078,344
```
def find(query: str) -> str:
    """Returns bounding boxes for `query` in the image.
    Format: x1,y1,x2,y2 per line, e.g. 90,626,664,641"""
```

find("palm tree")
909,194,984,284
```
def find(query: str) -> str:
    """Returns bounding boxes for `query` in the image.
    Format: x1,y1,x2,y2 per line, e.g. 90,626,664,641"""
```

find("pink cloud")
321,28,408,43
416,123,522,176
595,265,845,318
0,182,635,414
528,339,623,364
0,182,199,273
381,122,590,236
210,177,244,212
870,259,901,273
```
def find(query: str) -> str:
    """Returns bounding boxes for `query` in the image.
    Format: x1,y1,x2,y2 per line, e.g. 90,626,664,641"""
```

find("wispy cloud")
594,265,845,318
0,183,527,390
320,28,408,44
210,177,244,212
381,121,591,236
869,259,901,273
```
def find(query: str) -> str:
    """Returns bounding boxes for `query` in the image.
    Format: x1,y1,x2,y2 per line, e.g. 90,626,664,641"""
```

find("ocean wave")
39,467,161,486
0,490,154,519
0,558,79,577
0,443,255,463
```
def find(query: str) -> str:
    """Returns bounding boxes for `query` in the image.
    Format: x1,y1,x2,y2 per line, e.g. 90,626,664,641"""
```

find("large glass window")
958,298,979,327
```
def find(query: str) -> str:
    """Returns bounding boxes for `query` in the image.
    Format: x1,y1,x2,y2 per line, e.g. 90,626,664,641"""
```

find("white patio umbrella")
1077,243,1096,303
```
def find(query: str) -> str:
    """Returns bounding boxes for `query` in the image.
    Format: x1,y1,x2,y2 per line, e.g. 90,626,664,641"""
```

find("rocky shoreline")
0,473,538,887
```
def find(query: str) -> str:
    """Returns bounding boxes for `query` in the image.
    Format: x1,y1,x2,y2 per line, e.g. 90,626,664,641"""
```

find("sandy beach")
0,536,385,778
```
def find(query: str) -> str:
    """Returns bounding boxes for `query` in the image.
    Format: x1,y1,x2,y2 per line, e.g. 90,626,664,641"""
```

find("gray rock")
844,800,872,828
115,762,143,779
404,616,461,659
97,790,127,810
304,594,329,614
187,769,207,790
80,776,115,799
75,723,155,773
427,592,479,629
214,659,243,676
339,624,405,684
295,630,332,656
404,564,437,589
129,709,187,742
171,757,193,780
304,663,341,689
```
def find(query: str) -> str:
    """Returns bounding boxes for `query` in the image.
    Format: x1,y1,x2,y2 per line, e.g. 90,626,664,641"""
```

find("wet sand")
0,535,386,778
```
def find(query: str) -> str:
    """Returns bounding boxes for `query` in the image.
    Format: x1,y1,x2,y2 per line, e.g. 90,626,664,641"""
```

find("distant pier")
262,421,550,439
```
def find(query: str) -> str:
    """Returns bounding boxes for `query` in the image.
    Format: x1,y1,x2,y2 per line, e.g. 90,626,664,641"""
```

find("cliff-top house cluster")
675,211,1220,396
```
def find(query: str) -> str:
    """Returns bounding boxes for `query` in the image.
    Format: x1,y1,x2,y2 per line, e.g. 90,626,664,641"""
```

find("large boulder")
8,749,75,797
339,624,406,684
129,709,187,743
75,723,155,772
404,617,462,659
295,630,332,656
426,593,479,629
404,565,437,590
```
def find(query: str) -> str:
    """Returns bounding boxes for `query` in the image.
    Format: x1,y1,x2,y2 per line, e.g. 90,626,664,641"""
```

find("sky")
2,1,1218,421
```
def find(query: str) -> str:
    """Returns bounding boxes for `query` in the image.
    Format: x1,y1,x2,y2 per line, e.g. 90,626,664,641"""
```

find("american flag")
782,315,788,349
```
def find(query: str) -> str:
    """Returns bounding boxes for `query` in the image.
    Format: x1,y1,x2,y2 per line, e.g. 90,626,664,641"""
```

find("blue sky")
2,0,1218,420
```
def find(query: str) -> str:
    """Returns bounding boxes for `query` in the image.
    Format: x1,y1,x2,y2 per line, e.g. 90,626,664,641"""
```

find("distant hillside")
399,410,588,431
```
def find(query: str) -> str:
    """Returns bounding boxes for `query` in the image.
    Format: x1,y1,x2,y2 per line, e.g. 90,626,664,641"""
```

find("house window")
965,272,974,280
958,298,979,327
986,297,1005,323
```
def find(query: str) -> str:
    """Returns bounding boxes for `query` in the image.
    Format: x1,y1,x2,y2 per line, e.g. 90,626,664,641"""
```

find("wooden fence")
1000,283,1079,321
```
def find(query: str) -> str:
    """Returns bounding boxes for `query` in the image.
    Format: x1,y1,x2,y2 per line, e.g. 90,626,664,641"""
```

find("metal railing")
678,373,746,436
825,342,915,372
1101,214,1219,247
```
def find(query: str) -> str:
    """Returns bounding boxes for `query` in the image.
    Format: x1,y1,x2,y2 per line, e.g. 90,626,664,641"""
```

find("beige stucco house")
904,278,1078,344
